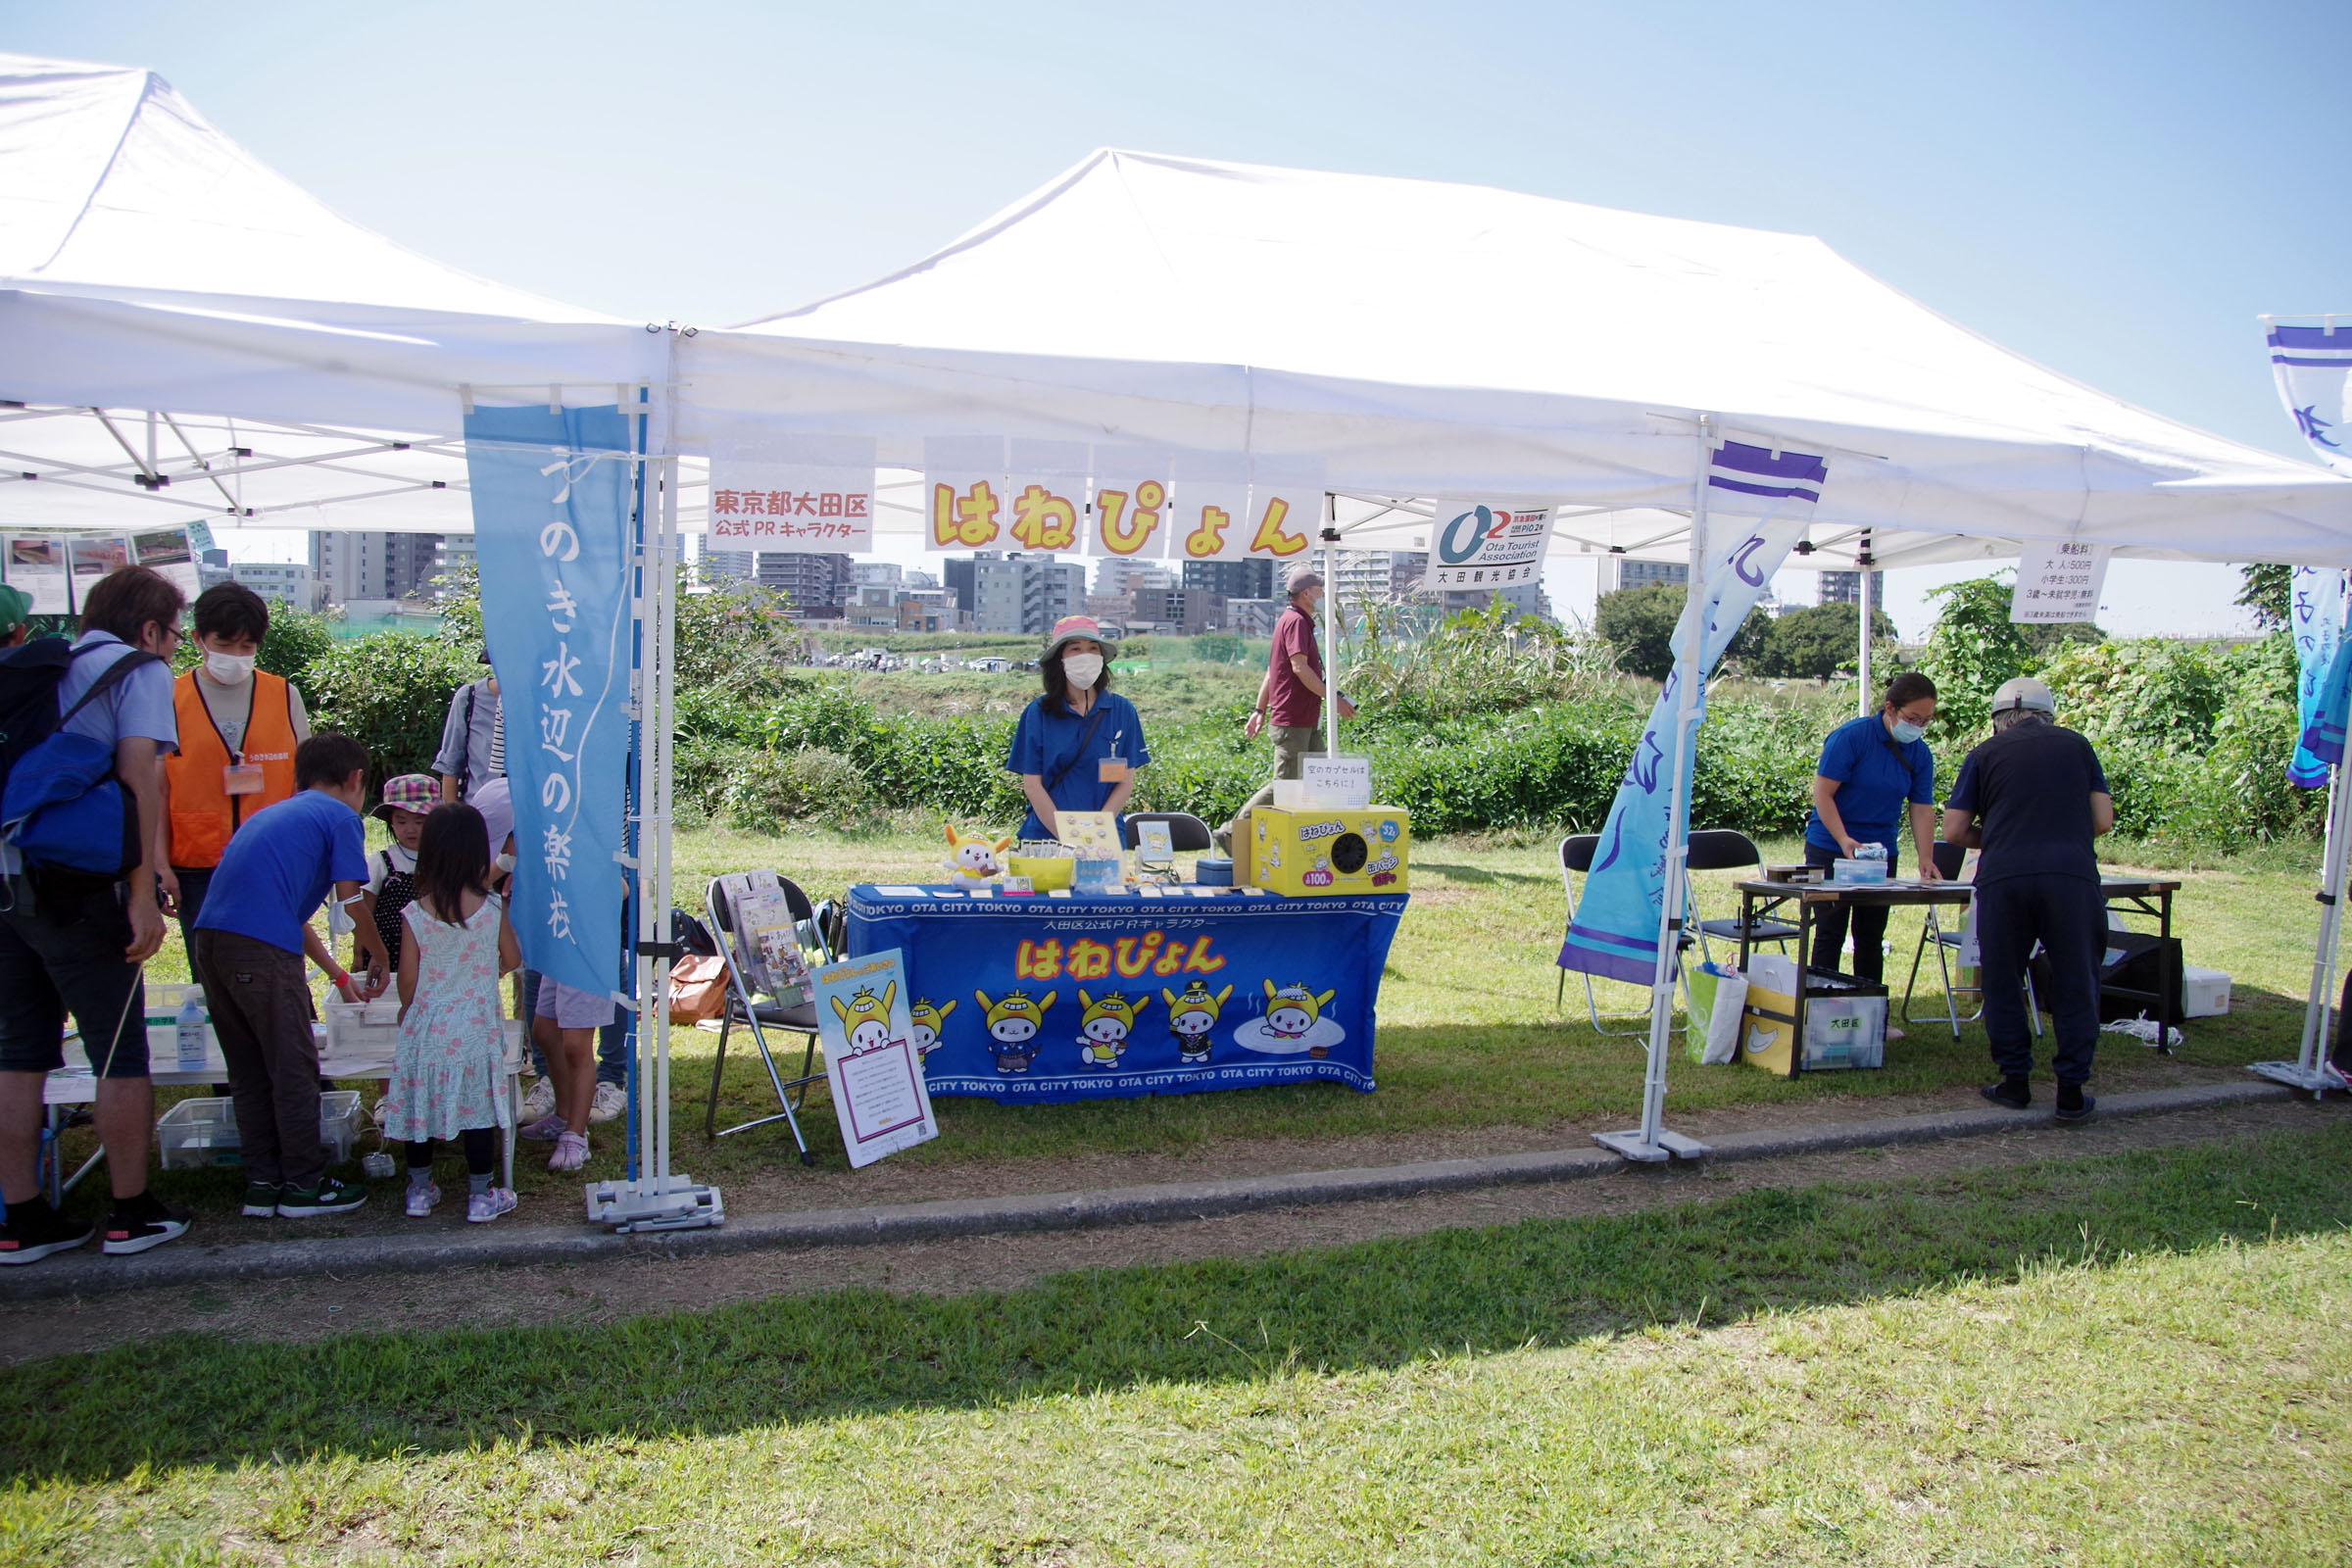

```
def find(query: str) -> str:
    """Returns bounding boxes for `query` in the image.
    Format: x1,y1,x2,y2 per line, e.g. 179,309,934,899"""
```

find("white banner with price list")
2009,540,2109,623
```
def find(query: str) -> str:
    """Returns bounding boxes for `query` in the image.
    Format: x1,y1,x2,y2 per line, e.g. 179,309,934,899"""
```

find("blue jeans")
518,969,629,1086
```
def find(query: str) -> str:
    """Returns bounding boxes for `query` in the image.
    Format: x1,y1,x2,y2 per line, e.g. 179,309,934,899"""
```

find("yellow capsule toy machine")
1247,807,1410,896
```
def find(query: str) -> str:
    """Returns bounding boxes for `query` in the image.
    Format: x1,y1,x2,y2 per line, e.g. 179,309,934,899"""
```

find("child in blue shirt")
192,732,391,1219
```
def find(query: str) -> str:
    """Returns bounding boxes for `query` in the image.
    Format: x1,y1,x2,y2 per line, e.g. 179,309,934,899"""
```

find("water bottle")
174,994,208,1070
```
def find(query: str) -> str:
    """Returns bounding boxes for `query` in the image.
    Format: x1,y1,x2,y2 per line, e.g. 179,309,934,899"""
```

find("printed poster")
2010,540,2109,623
132,527,201,599
812,949,938,1168
1425,501,1555,591
69,535,130,602
2,536,72,615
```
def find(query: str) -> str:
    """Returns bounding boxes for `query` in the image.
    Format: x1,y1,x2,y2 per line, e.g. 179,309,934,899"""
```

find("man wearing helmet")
1941,676,2115,1123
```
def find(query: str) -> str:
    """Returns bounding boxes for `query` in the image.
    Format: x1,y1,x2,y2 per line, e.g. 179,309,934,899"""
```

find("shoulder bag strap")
1043,702,1110,794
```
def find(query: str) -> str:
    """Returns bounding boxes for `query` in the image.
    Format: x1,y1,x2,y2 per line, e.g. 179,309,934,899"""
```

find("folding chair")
1685,829,1803,967
1901,842,2040,1040
1118,811,1216,852
703,871,833,1162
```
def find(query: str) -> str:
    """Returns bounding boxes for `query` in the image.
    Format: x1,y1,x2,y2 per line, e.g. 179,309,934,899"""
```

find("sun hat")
1285,565,1325,597
1990,675,2057,714
1043,613,1116,661
373,773,440,821
0,583,29,633
467,776,515,856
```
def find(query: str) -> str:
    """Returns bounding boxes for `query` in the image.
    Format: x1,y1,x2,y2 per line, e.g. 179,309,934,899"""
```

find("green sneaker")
276,1176,368,1217
240,1182,281,1218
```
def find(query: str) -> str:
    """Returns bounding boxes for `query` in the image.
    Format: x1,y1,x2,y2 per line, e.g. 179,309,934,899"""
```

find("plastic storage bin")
323,998,400,1057
157,1090,366,1170
2181,966,2231,1017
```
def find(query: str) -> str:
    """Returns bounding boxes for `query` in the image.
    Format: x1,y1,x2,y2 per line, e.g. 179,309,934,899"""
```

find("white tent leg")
1855,529,1874,715
2252,753,2352,1096
589,351,724,1230
1323,493,1339,759
1596,417,1715,1163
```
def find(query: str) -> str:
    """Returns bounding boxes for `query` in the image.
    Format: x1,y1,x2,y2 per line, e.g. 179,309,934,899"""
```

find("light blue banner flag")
2288,566,2352,787
464,404,636,999
2268,320,2352,788
1559,440,1825,984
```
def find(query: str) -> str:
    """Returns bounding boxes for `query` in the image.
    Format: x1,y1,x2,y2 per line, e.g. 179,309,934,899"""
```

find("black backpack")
0,638,163,876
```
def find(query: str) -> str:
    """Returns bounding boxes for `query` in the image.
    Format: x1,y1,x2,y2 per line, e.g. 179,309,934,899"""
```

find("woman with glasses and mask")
1803,672,1942,1018
1006,615,1151,844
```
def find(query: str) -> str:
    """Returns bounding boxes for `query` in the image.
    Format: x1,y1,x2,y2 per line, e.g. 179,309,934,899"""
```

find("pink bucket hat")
373,773,439,821
1043,613,1117,661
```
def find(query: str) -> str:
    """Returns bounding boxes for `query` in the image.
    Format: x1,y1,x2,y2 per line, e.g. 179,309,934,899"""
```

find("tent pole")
1596,417,1714,1163
1856,529,1874,715
1323,491,1339,760
2286,757,2351,1085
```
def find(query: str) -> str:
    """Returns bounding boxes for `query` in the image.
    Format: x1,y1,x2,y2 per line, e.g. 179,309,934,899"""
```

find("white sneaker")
549,1131,590,1172
589,1082,626,1124
518,1079,556,1123
404,1182,441,1218
466,1187,518,1224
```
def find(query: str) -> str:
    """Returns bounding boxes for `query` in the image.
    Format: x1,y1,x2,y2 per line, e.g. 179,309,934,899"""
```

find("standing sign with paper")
812,949,938,1168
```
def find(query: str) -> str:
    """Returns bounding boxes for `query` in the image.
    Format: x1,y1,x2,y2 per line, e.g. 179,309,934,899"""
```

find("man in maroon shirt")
1217,566,1354,853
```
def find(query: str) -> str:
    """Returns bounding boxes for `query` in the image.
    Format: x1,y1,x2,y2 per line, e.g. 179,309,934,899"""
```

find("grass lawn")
4,1124,2349,1563
86,822,2330,1224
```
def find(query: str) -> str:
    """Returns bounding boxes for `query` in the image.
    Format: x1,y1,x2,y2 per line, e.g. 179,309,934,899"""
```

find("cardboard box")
1740,957,1887,1075
1248,807,1410,896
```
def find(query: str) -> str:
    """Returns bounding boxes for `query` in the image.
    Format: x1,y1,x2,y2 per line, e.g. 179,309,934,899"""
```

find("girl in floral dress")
385,804,521,1222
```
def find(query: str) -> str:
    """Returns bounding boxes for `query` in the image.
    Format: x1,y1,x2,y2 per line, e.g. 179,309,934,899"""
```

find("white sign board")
2010,540,2110,623
2,536,73,614
1299,755,1373,808
706,426,876,553
811,949,938,1169
1424,501,1554,591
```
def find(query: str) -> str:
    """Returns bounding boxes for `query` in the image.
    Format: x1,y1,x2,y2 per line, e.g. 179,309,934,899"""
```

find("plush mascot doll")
944,822,1014,884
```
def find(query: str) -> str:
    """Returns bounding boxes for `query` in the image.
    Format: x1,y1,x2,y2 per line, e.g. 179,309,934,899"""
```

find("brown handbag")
666,955,729,1024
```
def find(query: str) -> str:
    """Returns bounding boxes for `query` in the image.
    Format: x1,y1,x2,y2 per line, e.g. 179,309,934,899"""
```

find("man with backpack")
0,565,193,1264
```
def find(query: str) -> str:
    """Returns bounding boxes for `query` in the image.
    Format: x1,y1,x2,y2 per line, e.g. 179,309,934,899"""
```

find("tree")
1915,572,2100,736
2237,563,2291,631
1592,583,1767,680
1748,602,1899,681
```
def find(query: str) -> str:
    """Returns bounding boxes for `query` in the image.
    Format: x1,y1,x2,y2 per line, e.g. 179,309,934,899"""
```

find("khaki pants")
1231,726,1326,827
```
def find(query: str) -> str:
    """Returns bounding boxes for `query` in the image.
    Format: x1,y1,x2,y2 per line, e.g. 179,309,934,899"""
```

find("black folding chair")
1119,811,1216,852
702,871,834,1162
1685,829,1803,966
1901,842,2040,1040
1556,833,1690,1037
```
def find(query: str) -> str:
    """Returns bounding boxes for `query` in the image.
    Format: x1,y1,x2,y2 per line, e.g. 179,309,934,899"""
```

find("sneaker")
102,1197,192,1256
2055,1088,2097,1125
548,1131,590,1172
519,1078,556,1123
1980,1078,2032,1110
1884,1024,1907,1042
518,1111,568,1143
277,1176,368,1217
404,1182,442,1218
589,1082,627,1124
466,1187,518,1224
241,1181,282,1217
0,1203,94,1266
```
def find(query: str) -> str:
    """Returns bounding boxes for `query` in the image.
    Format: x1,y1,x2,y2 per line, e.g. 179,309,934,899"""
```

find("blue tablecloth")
846,884,1407,1102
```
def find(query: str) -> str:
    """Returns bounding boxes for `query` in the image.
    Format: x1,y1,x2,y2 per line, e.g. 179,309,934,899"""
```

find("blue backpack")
0,638,162,878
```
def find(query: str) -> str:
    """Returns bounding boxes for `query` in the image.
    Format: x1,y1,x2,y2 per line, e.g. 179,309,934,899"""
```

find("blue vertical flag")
1559,440,1826,983
464,404,635,998
2267,320,2352,787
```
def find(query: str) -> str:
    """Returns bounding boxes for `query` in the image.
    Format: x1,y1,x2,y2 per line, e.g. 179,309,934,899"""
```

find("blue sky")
11,1,2344,635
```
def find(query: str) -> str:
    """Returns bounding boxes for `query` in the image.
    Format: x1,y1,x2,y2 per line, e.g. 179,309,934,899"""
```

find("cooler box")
1247,807,1410,896
2182,966,2231,1017
1740,958,1887,1076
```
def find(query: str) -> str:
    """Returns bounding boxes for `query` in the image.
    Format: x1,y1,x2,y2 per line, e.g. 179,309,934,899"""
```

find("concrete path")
0,1081,2304,1301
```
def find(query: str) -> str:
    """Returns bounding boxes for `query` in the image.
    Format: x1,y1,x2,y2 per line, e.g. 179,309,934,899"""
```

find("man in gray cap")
1941,675,2115,1122
1219,565,1354,853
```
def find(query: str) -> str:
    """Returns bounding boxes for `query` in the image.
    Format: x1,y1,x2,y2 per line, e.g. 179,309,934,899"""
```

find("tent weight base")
1593,1128,1711,1163
2247,1061,2346,1098
585,1176,725,1233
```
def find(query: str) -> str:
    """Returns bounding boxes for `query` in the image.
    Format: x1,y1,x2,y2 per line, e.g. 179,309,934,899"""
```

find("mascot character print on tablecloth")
908,998,956,1059
1162,980,1234,1066
976,989,1055,1074
1076,990,1151,1069
830,982,899,1052
1232,979,1346,1058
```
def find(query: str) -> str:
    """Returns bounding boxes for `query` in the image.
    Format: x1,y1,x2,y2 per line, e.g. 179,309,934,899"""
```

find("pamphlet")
811,949,937,1168
1056,809,1120,857
732,884,810,1000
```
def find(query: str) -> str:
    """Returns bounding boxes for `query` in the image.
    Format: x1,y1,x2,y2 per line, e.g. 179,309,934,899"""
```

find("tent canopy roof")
711,149,2352,564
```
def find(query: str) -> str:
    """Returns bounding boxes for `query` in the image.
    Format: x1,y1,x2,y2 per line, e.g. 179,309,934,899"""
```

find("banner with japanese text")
706,424,875,553
2266,320,2352,788
1559,440,1825,984
1425,501,1554,593
845,885,1406,1102
465,404,634,1000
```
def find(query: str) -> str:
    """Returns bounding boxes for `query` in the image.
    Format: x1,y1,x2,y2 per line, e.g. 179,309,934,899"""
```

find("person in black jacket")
1941,676,2116,1123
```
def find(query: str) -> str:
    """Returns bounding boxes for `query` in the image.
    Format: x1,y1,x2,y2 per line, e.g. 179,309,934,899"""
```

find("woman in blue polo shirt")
1804,672,1942,1000
1006,615,1151,842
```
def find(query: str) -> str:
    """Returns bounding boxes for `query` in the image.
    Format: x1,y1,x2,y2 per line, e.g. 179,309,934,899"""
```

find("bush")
303,632,482,782
722,748,871,831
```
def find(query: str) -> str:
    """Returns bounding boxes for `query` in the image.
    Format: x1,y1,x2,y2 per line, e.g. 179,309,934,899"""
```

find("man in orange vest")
158,584,314,962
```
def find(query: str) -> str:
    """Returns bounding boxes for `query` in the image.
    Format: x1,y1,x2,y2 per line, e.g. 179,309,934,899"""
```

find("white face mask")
1061,653,1103,690
204,650,257,683
1889,719,1927,745
494,851,514,875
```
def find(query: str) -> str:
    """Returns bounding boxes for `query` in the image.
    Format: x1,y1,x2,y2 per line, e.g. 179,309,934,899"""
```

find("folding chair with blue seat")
1901,841,2041,1040
702,871,834,1163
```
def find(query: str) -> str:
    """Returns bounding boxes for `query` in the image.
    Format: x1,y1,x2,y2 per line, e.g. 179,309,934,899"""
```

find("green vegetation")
4,1127,2349,1563
1747,599,1897,680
